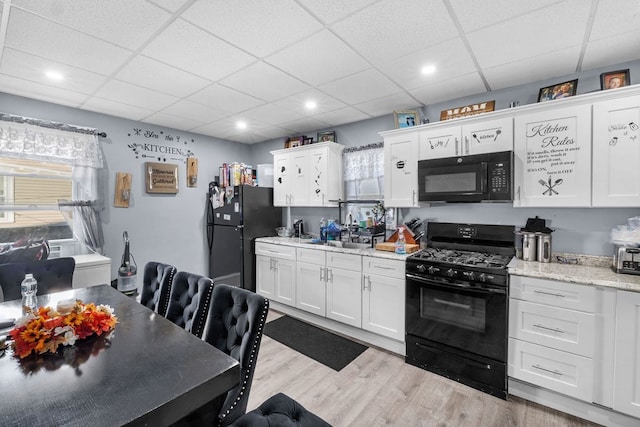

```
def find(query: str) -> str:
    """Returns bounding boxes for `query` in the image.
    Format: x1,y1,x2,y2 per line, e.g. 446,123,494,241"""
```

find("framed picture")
317,131,336,143
394,110,419,128
303,137,313,145
290,139,301,148
601,69,630,90
537,79,578,102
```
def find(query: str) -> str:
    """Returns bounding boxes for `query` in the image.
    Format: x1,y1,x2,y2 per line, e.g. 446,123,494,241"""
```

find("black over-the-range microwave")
417,151,513,203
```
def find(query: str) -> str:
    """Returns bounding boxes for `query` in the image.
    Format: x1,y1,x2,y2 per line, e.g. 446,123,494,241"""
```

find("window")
0,158,73,241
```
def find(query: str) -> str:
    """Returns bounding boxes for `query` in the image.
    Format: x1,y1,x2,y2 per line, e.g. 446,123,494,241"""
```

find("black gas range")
405,222,515,399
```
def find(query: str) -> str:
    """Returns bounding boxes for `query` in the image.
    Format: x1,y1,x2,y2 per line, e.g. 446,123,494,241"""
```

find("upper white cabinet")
592,95,640,207
382,132,419,207
513,104,592,207
271,142,344,207
418,117,513,160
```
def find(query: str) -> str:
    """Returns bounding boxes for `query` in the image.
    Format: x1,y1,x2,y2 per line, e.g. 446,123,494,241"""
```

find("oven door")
405,273,507,362
418,160,488,202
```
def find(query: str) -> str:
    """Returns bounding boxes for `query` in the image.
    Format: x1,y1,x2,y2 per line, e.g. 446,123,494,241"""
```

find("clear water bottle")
21,273,38,311
395,227,407,254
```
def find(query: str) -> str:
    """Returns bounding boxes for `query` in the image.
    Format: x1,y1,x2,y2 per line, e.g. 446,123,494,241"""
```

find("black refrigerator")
206,185,282,292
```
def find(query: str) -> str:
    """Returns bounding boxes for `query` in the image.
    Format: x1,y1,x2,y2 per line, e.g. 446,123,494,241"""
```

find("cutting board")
375,242,420,253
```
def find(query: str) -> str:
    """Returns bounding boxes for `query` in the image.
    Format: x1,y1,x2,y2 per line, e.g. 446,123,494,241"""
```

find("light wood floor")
247,310,600,427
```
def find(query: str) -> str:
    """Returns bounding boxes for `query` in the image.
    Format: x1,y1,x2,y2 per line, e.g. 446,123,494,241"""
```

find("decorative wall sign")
440,101,495,121
114,172,132,208
145,162,178,194
127,127,196,163
187,157,198,187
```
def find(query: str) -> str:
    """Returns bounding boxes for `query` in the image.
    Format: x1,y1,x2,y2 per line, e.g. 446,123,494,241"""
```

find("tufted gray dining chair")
139,261,176,316
164,271,214,338
0,257,75,301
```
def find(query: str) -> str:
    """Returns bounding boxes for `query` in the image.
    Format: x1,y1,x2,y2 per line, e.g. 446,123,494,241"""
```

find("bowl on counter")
275,227,294,237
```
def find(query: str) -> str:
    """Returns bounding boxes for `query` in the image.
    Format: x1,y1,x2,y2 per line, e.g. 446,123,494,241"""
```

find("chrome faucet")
345,211,354,242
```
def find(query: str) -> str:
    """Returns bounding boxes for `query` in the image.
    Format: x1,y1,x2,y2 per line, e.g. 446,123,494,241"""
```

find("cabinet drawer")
255,242,295,260
508,338,593,402
509,299,595,357
510,275,596,312
296,247,325,265
363,257,405,279
327,252,361,271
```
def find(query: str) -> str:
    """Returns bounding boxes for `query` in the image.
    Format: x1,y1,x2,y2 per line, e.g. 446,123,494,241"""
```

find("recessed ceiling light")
236,121,247,130
305,100,317,110
45,70,64,81
421,65,436,75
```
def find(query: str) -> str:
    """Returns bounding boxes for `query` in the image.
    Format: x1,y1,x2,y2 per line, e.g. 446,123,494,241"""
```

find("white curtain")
343,143,384,200
0,113,105,253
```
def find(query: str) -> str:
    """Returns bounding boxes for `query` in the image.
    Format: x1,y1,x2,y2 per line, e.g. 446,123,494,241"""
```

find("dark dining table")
0,284,240,426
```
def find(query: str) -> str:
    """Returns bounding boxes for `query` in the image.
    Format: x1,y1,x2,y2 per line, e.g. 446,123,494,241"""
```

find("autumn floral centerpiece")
9,299,118,359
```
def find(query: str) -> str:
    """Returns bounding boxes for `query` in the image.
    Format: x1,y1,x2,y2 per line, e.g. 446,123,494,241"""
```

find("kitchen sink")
326,241,372,250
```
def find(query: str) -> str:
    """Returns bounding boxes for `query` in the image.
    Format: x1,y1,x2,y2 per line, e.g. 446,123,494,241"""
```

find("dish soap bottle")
395,226,406,254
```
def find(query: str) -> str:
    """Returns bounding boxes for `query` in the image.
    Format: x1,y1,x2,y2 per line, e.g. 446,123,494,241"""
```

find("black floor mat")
264,316,368,371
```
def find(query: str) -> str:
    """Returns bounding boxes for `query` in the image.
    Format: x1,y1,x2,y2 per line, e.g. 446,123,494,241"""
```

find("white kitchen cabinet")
295,248,326,316
592,95,640,207
326,252,362,328
255,242,296,306
418,117,513,160
362,257,405,341
382,132,419,207
271,142,344,207
513,104,592,207
613,290,640,418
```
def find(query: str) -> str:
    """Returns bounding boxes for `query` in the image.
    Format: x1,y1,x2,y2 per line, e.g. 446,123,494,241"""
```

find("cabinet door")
273,154,289,206
384,132,418,207
513,105,591,207
326,267,362,328
613,291,640,418
461,117,513,155
418,126,460,159
289,151,309,206
296,261,326,316
362,273,405,341
255,255,275,299
274,258,296,306
592,95,640,207
308,146,331,206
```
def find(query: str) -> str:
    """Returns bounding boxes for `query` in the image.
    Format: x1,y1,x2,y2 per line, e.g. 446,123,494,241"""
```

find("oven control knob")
427,266,436,275
446,268,455,277
478,273,487,282
416,264,426,273
464,271,475,281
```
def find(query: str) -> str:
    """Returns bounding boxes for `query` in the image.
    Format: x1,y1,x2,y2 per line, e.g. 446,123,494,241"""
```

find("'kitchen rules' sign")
516,105,591,206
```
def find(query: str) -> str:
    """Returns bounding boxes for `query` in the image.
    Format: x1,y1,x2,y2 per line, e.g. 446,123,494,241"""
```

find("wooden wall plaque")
440,100,495,121
187,157,198,187
114,172,132,207
145,162,178,194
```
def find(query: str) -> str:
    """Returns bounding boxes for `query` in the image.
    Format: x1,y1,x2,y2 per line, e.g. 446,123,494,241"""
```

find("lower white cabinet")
325,252,362,328
255,242,296,305
296,248,326,316
362,257,405,341
613,290,640,418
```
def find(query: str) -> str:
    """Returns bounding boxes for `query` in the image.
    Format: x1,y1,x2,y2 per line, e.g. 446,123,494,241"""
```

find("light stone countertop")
255,236,411,261
508,255,640,292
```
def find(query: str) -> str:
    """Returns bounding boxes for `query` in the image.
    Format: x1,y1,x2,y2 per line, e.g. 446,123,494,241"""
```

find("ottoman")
229,393,331,427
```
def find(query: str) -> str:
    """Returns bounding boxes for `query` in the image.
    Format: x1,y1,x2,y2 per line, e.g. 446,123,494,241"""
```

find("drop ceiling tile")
377,38,476,91
332,0,458,64
271,89,347,116
467,0,590,69
354,92,422,117
187,84,264,113
181,1,322,58
115,56,211,97
265,30,370,86
0,74,88,107
0,48,108,94
297,0,380,24
191,118,248,140
143,112,207,132
590,0,640,41
160,99,228,123
94,80,178,110
240,103,306,125
448,0,559,33
484,47,582,90
220,62,309,102
582,30,640,70
277,116,331,135
142,19,256,81
313,107,371,127
319,68,402,104
148,0,191,13
410,73,486,106
12,0,171,49
5,8,132,74
81,97,154,121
